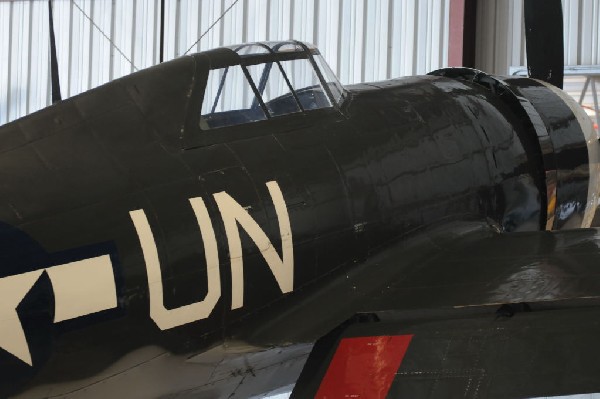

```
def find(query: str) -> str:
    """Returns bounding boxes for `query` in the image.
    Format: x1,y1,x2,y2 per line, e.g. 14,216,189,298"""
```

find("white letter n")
214,180,293,310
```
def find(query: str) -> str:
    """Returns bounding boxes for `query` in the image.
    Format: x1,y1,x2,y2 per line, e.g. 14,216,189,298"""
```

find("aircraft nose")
493,76,597,230
537,81,600,227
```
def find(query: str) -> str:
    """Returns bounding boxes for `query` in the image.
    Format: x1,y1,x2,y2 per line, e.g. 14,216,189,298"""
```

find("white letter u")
130,198,220,330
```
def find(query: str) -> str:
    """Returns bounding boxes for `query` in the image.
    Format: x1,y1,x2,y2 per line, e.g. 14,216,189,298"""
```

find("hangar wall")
475,0,600,75
0,0,450,125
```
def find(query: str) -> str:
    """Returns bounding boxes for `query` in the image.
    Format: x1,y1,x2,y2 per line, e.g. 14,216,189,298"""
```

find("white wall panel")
1,0,450,124
8,1,33,121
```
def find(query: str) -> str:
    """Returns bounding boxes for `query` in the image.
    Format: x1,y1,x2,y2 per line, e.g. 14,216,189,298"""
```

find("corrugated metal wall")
0,0,450,125
474,0,600,123
475,0,600,75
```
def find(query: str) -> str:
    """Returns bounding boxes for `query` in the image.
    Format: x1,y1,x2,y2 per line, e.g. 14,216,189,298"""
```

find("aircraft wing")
285,225,600,398
291,302,600,398
152,225,600,399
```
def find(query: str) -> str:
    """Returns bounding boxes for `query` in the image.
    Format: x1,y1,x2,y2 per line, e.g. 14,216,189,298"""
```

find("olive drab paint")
129,180,293,330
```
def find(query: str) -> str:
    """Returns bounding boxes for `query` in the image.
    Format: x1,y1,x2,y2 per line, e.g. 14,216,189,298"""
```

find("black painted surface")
0,43,597,398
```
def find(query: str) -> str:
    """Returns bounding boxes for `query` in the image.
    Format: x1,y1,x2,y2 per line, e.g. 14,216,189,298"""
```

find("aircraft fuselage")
0,43,595,397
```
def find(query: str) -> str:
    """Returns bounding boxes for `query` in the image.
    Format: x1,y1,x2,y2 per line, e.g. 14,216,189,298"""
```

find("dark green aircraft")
2,2,600,398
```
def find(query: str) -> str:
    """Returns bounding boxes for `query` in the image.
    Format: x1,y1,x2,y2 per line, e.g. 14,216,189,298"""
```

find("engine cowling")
430,68,599,230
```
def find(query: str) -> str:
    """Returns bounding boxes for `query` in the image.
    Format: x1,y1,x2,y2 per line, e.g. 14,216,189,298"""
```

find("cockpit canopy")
199,41,345,130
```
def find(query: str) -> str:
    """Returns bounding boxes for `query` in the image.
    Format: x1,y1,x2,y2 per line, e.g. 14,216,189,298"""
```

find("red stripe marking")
315,334,413,399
